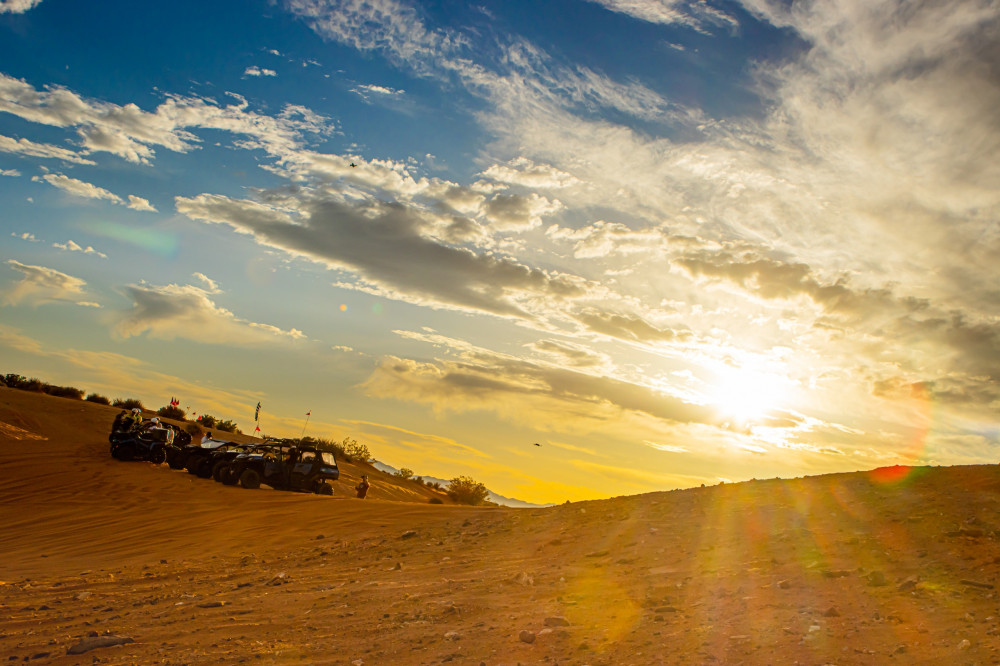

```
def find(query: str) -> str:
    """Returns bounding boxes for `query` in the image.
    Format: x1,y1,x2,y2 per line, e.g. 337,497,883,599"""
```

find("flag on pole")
255,425,261,433
306,410,311,416
255,402,261,421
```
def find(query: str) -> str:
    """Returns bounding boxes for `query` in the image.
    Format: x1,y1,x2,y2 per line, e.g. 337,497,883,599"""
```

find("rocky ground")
2,388,1000,664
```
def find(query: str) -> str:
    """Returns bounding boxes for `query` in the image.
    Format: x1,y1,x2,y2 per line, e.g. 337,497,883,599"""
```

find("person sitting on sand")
355,474,370,499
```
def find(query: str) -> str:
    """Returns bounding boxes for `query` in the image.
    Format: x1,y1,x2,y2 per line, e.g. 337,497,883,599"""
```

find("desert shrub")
4,374,44,391
447,475,489,506
157,405,186,420
185,423,203,438
394,468,414,480
198,414,217,428
343,438,371,463
215,419,241,434
112,397,144,410
428,497,444,504
44,385,84,400
85,393,111,405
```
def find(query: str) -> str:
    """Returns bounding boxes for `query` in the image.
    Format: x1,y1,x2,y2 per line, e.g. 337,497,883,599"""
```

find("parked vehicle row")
107,416,340,496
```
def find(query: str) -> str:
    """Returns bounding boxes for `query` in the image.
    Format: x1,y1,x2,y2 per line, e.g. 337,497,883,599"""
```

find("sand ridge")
2,388,1000,664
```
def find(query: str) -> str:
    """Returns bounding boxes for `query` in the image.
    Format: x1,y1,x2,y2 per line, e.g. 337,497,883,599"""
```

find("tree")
157,405,186,420
338,437,371,463
394,468,414,480
447,475,489,506
198,414,217,428
85,393,111,405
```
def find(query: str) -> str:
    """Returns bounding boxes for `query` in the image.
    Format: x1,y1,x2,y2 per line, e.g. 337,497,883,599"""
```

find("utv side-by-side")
227,443,340,495
166,435,235,472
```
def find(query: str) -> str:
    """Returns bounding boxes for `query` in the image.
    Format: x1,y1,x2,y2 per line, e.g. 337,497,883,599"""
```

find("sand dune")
2,388,1000,664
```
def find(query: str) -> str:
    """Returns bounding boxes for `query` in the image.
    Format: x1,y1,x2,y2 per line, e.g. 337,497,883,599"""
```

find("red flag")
306,411,311,416
255,425,261,432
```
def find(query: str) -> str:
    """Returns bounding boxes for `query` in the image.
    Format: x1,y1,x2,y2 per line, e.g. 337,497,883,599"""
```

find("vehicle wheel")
197,459,213,478
116,443,136,461
315,481,333,496
222,467,238,486
167,452,186,469
149,447,166,465
239,469,261,489
212,461,228,482
110,444,120,459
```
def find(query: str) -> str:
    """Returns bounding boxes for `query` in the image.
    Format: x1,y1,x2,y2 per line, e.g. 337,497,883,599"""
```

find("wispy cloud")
115,280,307,345
2,260,94,307
52,240,108,259
0,133,95,165
244,66,277,77
0,167,20,177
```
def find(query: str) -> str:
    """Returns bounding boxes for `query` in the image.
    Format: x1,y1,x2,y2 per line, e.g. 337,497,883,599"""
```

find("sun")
706,364,791,424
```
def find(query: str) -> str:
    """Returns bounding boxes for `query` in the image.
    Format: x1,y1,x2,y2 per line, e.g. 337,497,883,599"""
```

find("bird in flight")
533,442,541,447
349,162,357,168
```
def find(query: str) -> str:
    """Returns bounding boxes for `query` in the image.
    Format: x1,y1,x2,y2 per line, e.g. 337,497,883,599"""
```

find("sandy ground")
2,388,1000,665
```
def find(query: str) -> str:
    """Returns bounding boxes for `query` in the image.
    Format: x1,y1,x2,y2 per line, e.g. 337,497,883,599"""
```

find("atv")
110,420,176,464
229,444,339,495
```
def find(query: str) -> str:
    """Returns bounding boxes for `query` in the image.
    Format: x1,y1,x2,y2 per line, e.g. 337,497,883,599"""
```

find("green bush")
157,405,186,421
85,393,111,405
446,476,489,506
112,397,144,410
185,423,204,438
215,419,241,434
198,414,217,428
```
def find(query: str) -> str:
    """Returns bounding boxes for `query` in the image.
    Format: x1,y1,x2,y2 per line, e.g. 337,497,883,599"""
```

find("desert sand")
2,387,1000,665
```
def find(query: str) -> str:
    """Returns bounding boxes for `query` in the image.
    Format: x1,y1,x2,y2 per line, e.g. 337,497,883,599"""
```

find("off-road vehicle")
166,434,233,471
110,419,177,464
229,444,339,495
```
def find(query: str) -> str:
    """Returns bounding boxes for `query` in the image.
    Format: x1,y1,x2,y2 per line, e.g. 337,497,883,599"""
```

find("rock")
776,580,791,589
958,639,971,650
400,530,417,539
897,577,918,592
544,616,570,627
267,572,289,586
66,635,134,655
891,645,907,655
197,601,226,608
444,631,461,641
75,591,93,601
823,607,840,617
866,571,887,586
519,629,536,644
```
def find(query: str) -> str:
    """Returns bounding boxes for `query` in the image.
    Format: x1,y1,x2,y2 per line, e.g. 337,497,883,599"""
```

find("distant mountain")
371,460,553,508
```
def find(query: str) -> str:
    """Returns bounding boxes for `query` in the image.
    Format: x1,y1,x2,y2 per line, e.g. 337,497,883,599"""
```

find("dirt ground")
2,388,1000,665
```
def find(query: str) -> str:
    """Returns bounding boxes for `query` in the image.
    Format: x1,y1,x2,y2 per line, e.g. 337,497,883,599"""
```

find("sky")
1,0,998,504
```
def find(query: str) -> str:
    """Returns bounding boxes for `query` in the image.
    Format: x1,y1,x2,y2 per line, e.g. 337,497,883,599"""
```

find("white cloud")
32,173,123,204
2,260,93,307
0,167,20,176
480,157,580,190
11,231,38,241
583,0,738,30
52,240,108,259
126,194,157,212
0,133,95,165
0,73,332,165
31,173,158,212
191,272,220,293
115,281,307,345
244,66,277,77
0,0,44,14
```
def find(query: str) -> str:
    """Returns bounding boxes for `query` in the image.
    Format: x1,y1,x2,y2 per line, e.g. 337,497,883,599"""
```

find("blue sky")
2,0,998,503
